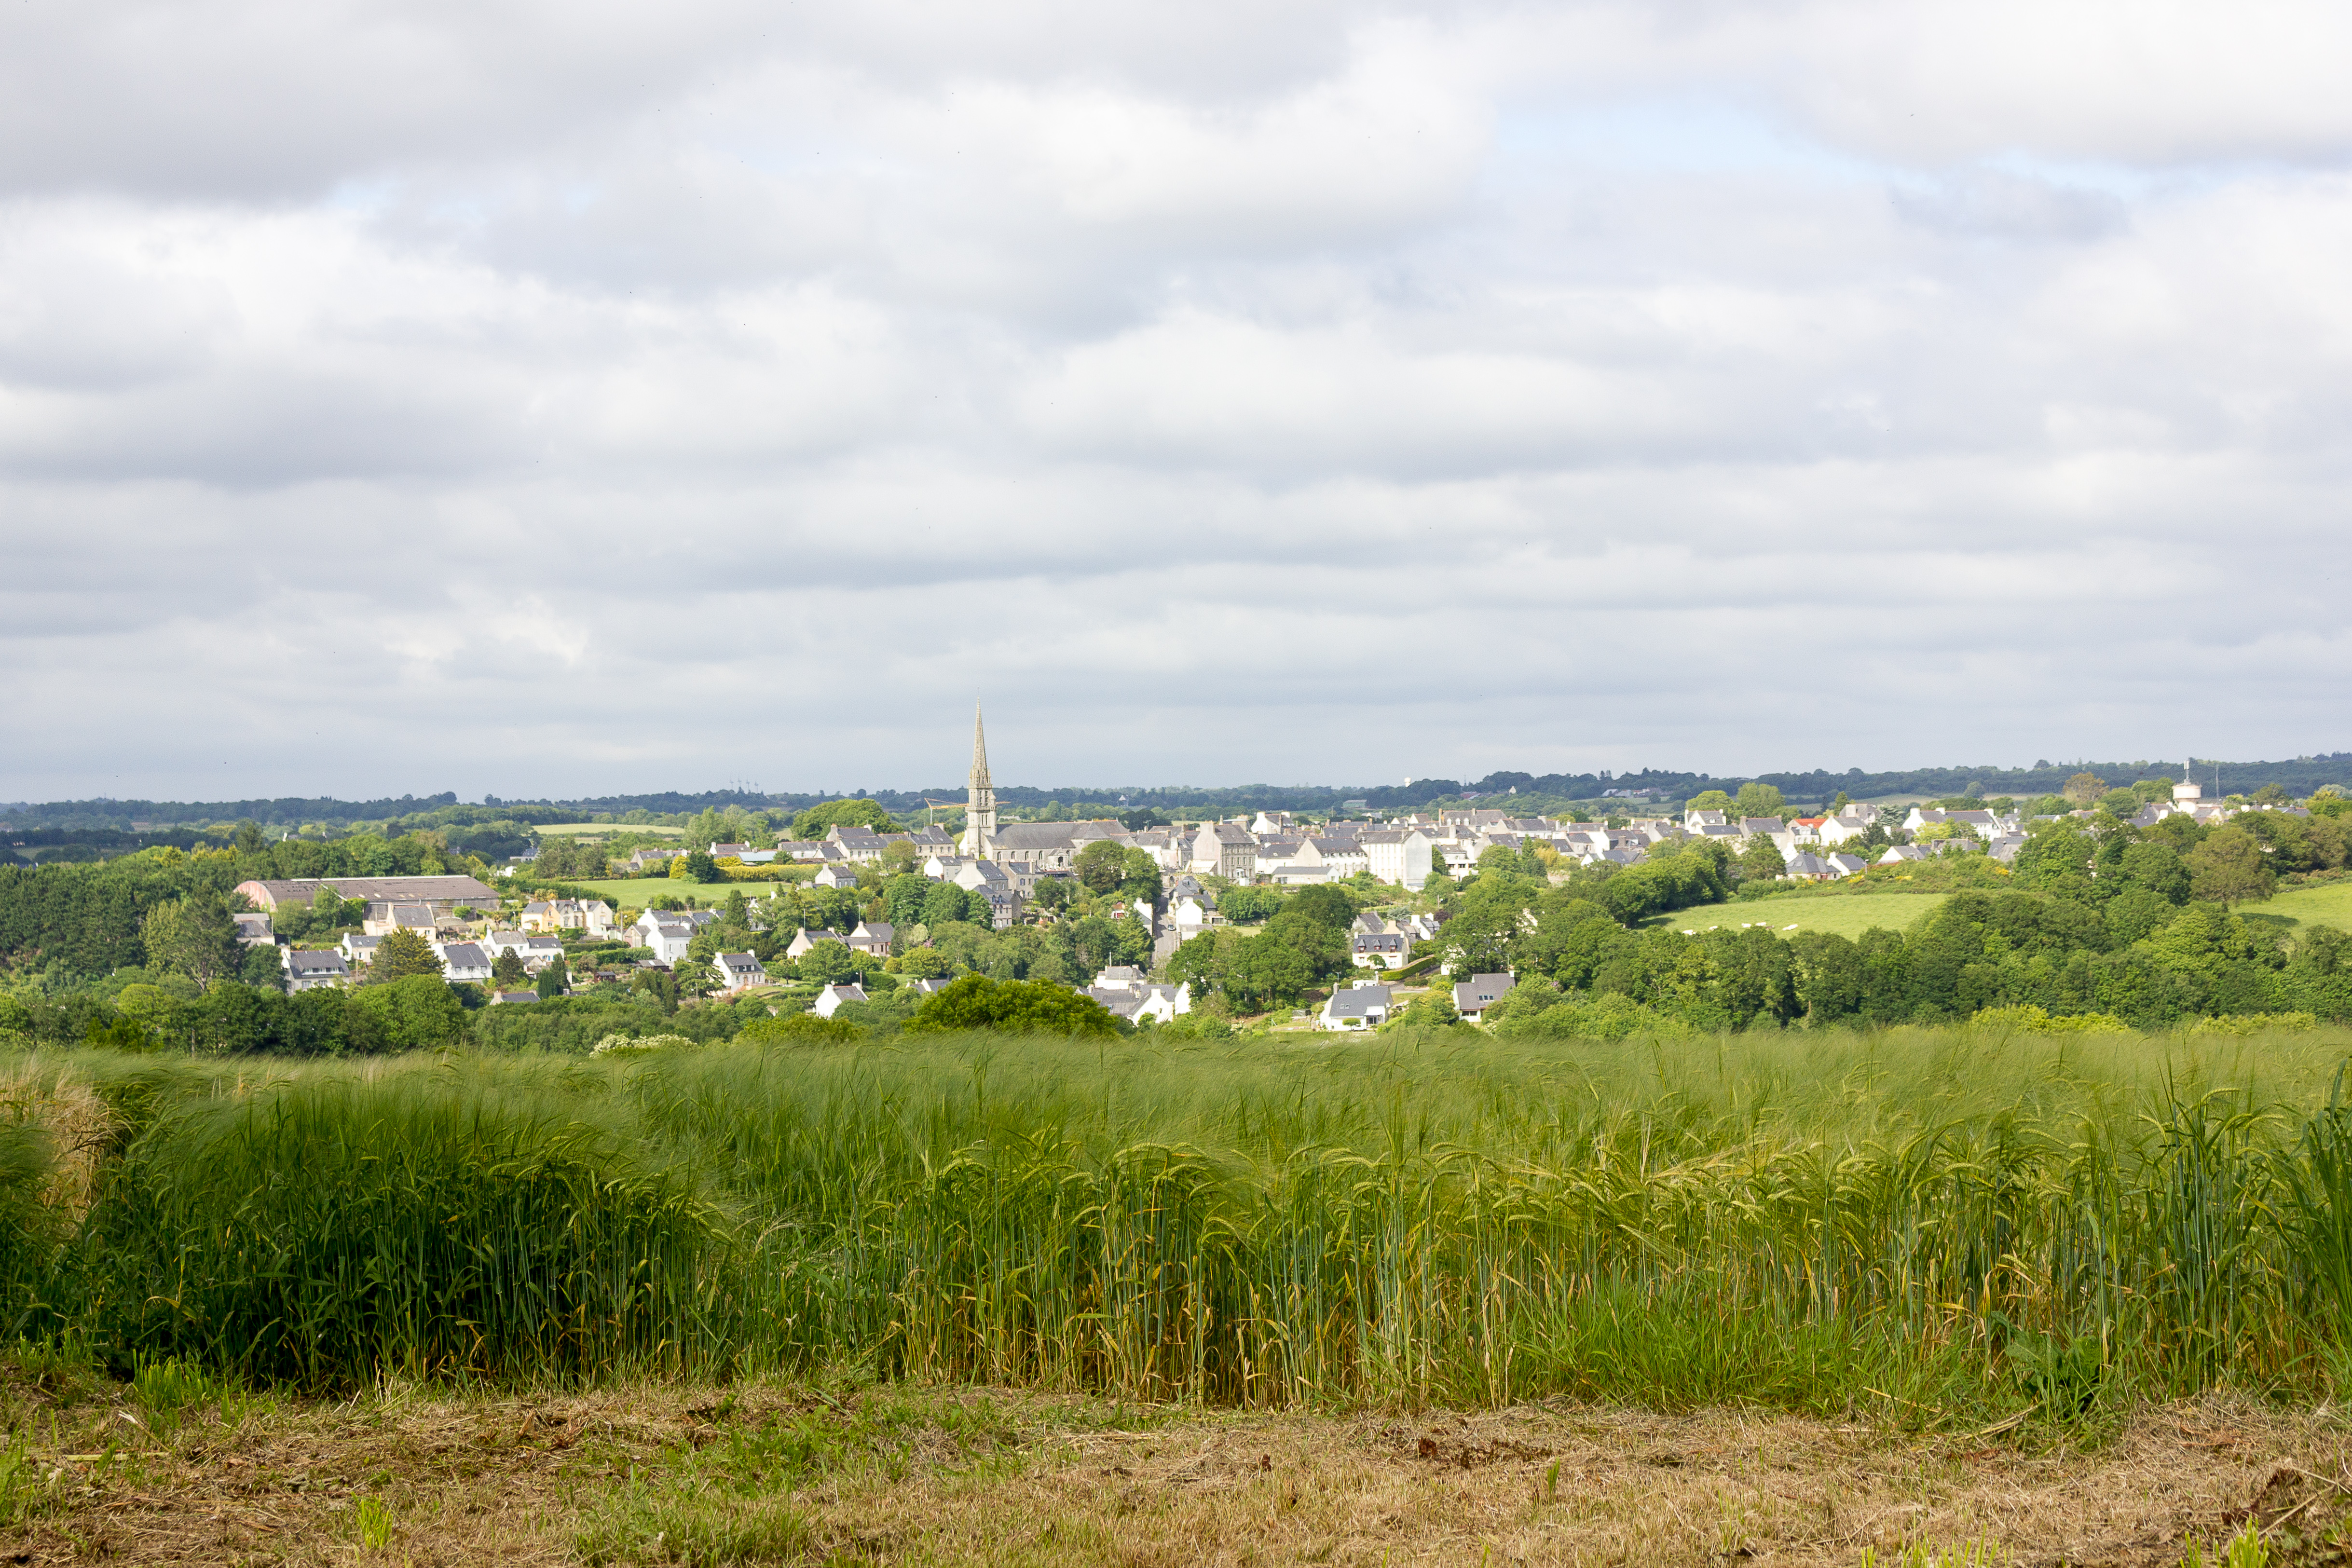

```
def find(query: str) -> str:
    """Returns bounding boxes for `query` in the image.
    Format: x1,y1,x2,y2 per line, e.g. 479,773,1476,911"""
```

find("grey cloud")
6,2,2352,799
1892,169,2127,241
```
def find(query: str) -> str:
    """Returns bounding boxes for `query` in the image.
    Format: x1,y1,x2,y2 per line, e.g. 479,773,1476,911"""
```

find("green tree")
535,951,571,998
903,973,1120,1037
1738,837,1787,883
1684,790,1735,815
2062,772,2106,807
1074,839,1131,894
682,849,722,883
139,891,244,990
1734,782,1786,818
371,927,443,983
921,881,976,928
350,973,465,1050
797,939,859,985
790,799,902,839
2186,826,2275,906
492,948,527,988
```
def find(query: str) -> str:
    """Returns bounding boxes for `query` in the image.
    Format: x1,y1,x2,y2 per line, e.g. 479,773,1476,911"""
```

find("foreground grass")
17,1025,2352,1413
0,1358,2335,1567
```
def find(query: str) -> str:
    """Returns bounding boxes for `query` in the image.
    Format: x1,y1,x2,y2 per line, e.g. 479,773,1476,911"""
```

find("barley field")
5,1023,2352,1427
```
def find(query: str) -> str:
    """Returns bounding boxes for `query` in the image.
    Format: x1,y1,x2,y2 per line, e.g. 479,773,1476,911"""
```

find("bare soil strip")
0,1381,2342,1565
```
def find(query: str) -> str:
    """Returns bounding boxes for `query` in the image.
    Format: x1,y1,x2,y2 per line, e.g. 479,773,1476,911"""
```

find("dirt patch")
0,1384,2339,1565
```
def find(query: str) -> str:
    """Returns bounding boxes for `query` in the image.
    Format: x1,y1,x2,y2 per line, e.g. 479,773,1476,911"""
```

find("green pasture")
2253,878,2352,934
510,874,804,909
1661,891,1952,940
535,822,687,838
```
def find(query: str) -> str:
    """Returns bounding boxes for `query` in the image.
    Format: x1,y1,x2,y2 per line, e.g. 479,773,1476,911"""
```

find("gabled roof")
1324,985,1393,1020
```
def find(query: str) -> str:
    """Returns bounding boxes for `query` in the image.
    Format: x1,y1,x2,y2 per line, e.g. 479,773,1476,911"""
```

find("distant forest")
7,753,2352,834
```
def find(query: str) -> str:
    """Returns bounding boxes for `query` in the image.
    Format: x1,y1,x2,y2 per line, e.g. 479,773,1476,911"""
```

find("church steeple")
961,704,997,857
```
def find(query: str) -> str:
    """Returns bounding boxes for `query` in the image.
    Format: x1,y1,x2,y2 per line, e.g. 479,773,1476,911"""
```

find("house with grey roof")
1319,982,1394,1031
1451,973,1514,1024
713,952,768,991
846,921,895,957
281,947,349,991
813,982,868,1018
438,942,494,983
785,927,842,959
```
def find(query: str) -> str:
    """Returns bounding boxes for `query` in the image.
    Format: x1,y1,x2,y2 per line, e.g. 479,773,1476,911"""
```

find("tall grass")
4,1025,2352,1412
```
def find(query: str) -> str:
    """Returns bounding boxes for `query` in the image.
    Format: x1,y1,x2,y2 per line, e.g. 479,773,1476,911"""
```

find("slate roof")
237,875,496,910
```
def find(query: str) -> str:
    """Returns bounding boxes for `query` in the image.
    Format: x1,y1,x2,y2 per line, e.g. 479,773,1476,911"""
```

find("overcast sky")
4,0,2348,802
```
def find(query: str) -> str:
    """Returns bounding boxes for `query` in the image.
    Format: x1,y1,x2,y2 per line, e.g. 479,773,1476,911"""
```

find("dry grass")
0,1063,118,1220
0,1368,2343,1567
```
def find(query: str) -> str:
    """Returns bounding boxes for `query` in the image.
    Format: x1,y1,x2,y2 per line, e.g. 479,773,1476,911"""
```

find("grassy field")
1709,878,2352,943
1657,891,1952,940
2,1031,2351,1561
511,873,807,909
534,822,688,838
2257,878,2352,934
10,1026,2352,1411
0,1368,2320,1565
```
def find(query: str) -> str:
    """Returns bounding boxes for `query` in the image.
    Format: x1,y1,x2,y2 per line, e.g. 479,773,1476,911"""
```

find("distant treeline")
12,753,2352,831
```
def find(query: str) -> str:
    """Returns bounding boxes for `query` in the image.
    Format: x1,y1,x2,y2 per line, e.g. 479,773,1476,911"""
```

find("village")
219,714,2289,1034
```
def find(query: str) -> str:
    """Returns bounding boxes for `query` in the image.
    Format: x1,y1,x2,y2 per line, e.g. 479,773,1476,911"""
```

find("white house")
437,942,495,983
785,927,842,959
482,930,564,969
631,914,696,964
521,899,616,937
846,921,895,957
811,864,857,888
1352,931,1410,970
232,912,274,946
339,932,381,967
1319,982,1394,1031
1451,973,1514,1024
812,982,867,1018
712,952,768,992
1824,852,1870,877
282,948,349,991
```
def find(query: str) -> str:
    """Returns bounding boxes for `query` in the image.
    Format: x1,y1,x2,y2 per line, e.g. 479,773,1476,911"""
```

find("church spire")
961,703,997,857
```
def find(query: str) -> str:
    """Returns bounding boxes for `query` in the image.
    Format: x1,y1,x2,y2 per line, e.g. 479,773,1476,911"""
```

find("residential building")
1319,982,1394,1031
632,914,696,964
712,952,768,992
362,902,439,938
232,912,274,946
482,930,564,968
1352,931,1410,969
1452,973,1514,1024
438,942,494,983
520,898,616,936
813,982,868,1018
339,932,380,967
281,948,349,991
785,927,842,959
846,921,895,957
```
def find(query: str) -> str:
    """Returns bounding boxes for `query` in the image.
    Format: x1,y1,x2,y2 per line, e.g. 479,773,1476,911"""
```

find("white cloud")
3,0,2351,800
